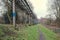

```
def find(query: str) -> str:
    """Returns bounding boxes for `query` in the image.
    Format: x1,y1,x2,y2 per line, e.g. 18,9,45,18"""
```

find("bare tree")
48,0,60,27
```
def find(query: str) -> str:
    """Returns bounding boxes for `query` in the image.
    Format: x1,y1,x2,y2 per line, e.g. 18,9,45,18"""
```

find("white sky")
30,0,48,19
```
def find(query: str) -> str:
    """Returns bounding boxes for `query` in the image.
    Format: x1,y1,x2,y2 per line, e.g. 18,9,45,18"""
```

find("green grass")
0,25,39,40
25,25,39,40
37,24,60,40
0,24,60,40
22,24,60,40
17,25,39,40
24,24,60,40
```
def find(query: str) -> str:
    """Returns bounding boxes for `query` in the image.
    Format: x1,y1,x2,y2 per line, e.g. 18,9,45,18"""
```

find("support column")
13,0,16,27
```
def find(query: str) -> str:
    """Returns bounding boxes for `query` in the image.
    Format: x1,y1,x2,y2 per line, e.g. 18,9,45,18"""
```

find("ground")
0,24,60,40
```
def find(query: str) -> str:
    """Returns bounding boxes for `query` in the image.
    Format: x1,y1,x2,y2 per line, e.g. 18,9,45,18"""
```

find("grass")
37,24,60,40
17,25,39,40
0,24,39,40
25,25,39,40
0,24,60,40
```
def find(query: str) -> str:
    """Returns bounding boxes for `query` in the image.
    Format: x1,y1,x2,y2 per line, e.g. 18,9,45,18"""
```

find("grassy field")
0,24,60,40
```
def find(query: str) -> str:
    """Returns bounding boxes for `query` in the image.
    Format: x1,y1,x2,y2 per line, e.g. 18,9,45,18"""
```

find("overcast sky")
30,0,48,19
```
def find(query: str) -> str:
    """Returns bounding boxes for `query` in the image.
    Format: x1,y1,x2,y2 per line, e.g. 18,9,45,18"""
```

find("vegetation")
48,0,60,27
0,24,60,40
38,24,60,40
0,24,39,40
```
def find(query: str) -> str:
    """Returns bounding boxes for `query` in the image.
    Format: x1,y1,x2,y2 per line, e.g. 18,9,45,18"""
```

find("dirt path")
39,30,45,40
38,27,46,40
